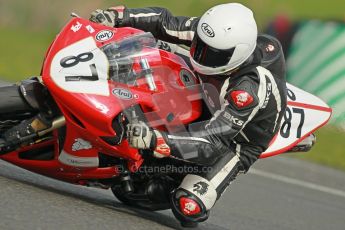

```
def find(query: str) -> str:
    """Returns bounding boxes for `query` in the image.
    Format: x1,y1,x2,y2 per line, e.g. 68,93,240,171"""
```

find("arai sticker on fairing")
50,37,110,96
112,88,133,100
95,30,114,42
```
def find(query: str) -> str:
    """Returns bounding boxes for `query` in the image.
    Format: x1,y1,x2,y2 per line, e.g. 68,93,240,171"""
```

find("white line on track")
249,168,345,198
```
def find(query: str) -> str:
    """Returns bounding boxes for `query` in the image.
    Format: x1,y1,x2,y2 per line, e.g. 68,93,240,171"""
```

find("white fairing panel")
50,37,110,96
261,83,332,157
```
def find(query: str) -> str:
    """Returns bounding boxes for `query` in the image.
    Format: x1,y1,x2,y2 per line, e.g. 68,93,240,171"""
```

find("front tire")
111,185,171,211
111,175,174,211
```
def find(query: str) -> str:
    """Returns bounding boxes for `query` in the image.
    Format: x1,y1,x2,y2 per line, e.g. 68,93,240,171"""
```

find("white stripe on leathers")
209,67,268,189
256,66,282,131
163,26,195,41
129,12,162,18
167,135,211,144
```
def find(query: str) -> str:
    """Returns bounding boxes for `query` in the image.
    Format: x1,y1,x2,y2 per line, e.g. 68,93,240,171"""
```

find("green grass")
0,28,55,81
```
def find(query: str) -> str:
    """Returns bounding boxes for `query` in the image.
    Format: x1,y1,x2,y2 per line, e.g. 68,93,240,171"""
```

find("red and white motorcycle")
0,17,332,216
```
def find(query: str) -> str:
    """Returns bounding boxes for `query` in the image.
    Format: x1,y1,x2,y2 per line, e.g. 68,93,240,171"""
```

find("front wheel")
111,176,175,211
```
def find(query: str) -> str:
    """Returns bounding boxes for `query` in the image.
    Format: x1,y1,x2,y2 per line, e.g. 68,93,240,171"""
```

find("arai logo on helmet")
112,88,133,100
95,30,114,42
201,23,215,37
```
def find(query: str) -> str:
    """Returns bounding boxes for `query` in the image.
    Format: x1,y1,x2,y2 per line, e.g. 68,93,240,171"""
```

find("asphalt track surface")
1,155,345,230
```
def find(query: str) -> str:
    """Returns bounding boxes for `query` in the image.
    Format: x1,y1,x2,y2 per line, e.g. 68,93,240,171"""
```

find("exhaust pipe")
38,116,66,136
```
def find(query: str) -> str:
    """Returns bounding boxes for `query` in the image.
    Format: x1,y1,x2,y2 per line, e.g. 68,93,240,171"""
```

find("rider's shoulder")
230,73,260,89
256,33,284,67
226,75,260,110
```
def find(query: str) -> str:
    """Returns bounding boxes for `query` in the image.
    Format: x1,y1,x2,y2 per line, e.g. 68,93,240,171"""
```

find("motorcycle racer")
90,3,287,226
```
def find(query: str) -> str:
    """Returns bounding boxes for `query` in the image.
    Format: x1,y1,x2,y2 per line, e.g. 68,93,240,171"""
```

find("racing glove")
126,121,171,158
89,6,125,27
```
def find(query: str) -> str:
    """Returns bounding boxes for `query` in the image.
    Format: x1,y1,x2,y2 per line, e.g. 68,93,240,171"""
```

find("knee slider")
171,174,217,223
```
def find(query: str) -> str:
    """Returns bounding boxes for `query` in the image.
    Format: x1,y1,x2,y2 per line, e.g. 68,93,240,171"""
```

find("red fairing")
0,130,120,183
0,18,202,184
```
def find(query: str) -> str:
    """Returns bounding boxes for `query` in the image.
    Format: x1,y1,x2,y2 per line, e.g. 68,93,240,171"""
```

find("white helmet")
190,3,258,75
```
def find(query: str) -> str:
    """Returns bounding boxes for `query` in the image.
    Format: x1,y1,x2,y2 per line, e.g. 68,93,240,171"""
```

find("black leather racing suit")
114,6,287,194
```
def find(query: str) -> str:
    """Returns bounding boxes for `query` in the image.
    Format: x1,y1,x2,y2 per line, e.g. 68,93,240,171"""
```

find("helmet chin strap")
219,65,242,76
221,52,255,76
240,53,255,67
197,67,239,77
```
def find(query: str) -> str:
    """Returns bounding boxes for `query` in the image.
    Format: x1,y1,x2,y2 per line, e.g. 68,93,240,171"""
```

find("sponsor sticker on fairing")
72,138,92,151
95,30,114,42
112,88,133,100
71,21,82,32
86,25,95,34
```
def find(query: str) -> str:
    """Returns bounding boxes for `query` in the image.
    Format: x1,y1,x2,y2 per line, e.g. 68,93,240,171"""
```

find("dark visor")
191,34,235,68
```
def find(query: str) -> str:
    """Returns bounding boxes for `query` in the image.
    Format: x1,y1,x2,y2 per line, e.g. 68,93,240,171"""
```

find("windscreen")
101,32,161,85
